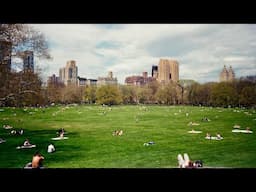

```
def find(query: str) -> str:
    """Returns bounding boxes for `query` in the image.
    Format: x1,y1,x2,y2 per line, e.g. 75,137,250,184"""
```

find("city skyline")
32,24,256,84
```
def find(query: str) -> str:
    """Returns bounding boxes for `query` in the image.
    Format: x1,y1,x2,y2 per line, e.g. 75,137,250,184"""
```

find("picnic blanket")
188,130,202,133
51,137,69,140
205,136,223,140
16,145,36,149
232,129,253,134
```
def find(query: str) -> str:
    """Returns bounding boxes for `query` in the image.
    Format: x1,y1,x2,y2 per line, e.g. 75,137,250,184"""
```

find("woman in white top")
47,144,55,153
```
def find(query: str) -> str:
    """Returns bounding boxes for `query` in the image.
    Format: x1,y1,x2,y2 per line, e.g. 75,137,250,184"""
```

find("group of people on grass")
205,132,223,140
22,128,65,169
11,129,24,135
112,130,123,136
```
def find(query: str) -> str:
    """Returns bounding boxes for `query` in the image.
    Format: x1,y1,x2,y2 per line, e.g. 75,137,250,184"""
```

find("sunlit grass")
0,105,255,168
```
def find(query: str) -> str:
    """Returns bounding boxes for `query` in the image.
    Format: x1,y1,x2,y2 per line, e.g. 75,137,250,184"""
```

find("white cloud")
224,56,255,62
31,24,256,84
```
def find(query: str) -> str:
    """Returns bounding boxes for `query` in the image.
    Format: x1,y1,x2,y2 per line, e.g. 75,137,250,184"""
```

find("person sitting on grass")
205,133,211,139
47,144,55,153
216,133,223,140
31,151,45,169
57,128,65,137
112,130,118,136
59,131,64,138
17,129,23,135
118,130,123,136
23,138,32,146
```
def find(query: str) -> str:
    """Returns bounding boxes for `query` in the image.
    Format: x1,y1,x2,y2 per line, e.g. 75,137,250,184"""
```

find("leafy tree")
239,86,256,107
137,86,152,104
84,85,97,104
210,82,238,107
146,81,160,104
156,82,177,105
96,85,122,105
119,85,137,104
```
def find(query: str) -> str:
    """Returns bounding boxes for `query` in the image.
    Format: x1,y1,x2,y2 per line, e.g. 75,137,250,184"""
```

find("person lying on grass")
0,138,6,143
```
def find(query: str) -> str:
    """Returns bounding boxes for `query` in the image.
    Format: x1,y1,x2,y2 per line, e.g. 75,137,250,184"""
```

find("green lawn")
0,105,255,168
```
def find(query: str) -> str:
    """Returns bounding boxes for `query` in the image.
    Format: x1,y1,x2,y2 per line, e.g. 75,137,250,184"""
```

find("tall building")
219,65,235,82
228,66,235,81
158,59,171,83
23,50,34,72
219,65,228,82
169,60,179,82
155,59,179,83
59,60,78,85
0,40,12,73
97,71,118,86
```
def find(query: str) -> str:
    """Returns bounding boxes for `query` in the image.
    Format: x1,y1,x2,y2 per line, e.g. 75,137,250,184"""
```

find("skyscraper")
228,66,235,81
157,59,179,83
220,65,235,82
59,60,78,85
0,40,12,73
23,50,34,72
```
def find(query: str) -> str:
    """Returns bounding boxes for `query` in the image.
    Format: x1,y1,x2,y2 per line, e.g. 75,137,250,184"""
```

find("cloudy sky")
31,24,256,84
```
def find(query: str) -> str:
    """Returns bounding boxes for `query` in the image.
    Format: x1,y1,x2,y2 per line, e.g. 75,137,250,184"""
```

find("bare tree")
0,24,51,59
0,24,51,106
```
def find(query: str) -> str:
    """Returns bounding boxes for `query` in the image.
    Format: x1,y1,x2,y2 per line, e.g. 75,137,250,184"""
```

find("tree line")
45,79,256,108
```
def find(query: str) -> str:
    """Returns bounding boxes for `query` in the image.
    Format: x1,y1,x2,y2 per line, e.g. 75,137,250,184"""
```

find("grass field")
0,105,256,168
